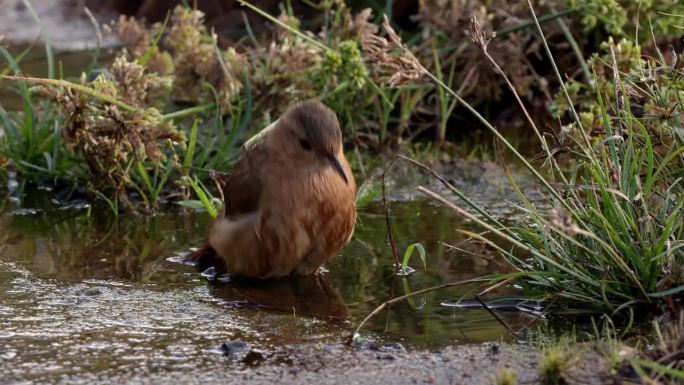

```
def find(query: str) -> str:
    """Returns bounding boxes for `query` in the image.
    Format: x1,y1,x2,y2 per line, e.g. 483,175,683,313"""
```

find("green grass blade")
184,119,199,168
402,242,427,271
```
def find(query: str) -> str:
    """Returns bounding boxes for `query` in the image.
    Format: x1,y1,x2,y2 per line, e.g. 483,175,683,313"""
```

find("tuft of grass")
0,49,80,186
539,344,576,385
589,313,684,384
402,2,684,316
494,368,517,385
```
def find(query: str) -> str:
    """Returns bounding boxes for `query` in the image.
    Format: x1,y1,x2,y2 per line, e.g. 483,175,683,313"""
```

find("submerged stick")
352,279,480,340
475,294,522,339
352,274,522,341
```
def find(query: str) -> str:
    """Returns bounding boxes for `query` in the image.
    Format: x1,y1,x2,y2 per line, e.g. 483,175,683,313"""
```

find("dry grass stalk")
359,12,424,87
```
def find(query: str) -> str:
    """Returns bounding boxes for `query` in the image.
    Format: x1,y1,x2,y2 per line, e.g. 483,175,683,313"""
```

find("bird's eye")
299,139,312,151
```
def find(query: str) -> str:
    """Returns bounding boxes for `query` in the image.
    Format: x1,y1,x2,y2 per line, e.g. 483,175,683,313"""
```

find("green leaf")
187,176,218,218
136,161,154,197
647,284,684,298
629,358,684,379
184,119,199,168
177,200,210,210
402,242,427,271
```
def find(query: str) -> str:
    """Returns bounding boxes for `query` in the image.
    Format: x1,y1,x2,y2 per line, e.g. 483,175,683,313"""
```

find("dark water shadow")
210,275,350,322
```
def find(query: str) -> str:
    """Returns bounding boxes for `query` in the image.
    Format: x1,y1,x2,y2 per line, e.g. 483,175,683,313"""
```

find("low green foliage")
626,315,684,384
409,2,683,315
0,6,252,211
570,0,684,37
592,314,684,385
178,175,221,218
495,28,684,311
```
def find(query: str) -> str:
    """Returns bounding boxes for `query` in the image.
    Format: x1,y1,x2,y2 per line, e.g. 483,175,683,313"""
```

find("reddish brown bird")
194,100,356,278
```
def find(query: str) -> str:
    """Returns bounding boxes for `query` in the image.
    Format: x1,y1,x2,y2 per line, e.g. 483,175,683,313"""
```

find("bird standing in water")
194,100,356,278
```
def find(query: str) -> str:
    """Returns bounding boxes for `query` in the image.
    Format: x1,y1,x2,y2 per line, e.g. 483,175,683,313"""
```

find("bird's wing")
216,142,265,217
216,120,278,217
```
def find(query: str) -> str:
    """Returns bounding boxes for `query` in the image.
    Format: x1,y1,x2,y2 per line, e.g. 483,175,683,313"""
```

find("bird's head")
277,100,350,184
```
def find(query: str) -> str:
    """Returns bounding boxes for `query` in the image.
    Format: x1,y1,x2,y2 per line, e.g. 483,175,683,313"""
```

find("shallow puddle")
0,161,552,383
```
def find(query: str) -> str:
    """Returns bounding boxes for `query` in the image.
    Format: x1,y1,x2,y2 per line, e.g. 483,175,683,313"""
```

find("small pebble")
221,340,250,357
201,267,216,280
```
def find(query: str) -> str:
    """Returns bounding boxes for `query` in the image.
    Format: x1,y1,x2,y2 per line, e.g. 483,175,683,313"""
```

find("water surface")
0,161,545,383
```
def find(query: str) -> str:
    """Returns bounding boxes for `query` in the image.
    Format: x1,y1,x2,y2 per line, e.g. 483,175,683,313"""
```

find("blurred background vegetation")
1,0,682,211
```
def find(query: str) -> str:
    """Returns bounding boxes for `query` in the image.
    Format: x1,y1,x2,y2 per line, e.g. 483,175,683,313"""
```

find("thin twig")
470,14,570,192
352,278,482,339
473,278,524,339
417,186,534,255
83,7,102,74
380,155,401,268
352,276,519,341
162,103,215,120
610,44,625,136
524,0,591,149
475,294,522,339
388,155,509,231
380,154,520,272
3,75,138,112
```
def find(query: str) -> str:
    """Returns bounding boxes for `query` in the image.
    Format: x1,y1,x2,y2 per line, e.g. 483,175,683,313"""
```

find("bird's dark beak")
328,155,349,185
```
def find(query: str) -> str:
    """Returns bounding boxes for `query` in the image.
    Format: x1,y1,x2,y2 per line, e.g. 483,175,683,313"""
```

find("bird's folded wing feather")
189,124,272,265
217,134,269,217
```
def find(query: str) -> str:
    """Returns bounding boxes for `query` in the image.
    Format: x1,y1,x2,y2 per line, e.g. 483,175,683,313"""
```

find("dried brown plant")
415,0,555,102
109,6,245,109
251,36,322,115
165,6,245,108
109,15,154,57
548,208,581,237
360,12,424,87
38,55,183,197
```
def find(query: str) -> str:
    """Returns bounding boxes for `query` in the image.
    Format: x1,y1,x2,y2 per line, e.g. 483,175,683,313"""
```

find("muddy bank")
48,344,542,385
99,346,609,385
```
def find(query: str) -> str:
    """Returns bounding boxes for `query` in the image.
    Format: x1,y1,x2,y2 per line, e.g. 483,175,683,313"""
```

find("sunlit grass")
406,2,684,315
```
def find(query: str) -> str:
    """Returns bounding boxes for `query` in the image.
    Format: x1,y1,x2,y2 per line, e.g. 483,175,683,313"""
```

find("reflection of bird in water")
211,274,349,321
192,100,356,278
